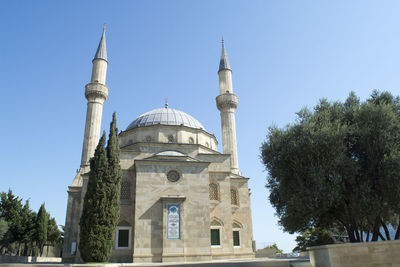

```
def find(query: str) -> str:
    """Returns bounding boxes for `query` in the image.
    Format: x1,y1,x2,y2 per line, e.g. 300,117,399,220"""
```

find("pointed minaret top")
94,24,107,62
218,37,231,72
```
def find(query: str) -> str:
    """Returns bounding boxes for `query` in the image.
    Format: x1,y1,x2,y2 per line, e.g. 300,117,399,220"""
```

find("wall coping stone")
307,239,400,251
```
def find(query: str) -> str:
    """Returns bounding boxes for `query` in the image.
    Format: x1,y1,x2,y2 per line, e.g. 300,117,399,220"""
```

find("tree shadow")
138,199,163,262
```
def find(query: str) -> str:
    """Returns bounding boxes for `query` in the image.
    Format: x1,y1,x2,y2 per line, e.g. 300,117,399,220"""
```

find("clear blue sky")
1,1,400,253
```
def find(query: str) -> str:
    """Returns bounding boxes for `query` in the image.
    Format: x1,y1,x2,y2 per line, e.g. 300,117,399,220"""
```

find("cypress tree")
36,203,48,256
79,132,109,262
79,114,122,262
105,112,122,250
20,200,35,256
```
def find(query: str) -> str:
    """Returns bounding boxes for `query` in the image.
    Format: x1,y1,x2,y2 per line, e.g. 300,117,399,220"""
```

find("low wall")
255,248,276,258
308,240,400,267
0,255,62,263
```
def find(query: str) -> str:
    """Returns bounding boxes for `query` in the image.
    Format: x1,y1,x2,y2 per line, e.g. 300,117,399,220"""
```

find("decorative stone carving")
120,181,131,200
167,170,180,182
209,183,219,201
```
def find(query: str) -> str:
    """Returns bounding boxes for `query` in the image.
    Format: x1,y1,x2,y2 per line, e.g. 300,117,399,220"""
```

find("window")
189,137,194,144
167,170,180,182
209,183,219,200
233,230,240,246
210,218,223,247
232,221,242,247
116,226,131,249
231,188,239,205
120,181,131,200
168,135,174,142
211,229,220,246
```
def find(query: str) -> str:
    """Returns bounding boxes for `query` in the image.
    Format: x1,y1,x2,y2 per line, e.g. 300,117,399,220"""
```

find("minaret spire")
81,26,109,167
94,24,107,61
219,37,231,72
216,39,239,174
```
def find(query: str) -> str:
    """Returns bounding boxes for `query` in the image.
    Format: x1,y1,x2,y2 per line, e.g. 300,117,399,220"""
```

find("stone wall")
133,160,212,262
119,125,218,151
308,240,400,267
0,255,61,263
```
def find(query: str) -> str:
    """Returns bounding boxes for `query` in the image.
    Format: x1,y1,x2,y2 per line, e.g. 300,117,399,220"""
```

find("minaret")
80,25,109,168
216,39,239,174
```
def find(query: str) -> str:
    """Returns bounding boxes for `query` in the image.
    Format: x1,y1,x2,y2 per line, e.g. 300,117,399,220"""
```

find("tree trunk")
23,243,28,256
395,218,400,240
366,231,370,242
354,228,361,242
371,217,381,241
381,220,391,240
29,241,33,256
359,230,364,242
378,232,386,240
346,227,356,242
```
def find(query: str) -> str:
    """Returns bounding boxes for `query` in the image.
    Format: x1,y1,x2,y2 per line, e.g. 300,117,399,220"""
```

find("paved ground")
136,259,311,267
0,258,312,267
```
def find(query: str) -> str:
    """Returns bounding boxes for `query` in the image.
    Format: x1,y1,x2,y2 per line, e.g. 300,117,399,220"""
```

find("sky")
1,1,400,253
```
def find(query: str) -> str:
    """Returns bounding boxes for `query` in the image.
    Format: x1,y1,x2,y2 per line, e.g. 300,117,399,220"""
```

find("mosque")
62,27,255,263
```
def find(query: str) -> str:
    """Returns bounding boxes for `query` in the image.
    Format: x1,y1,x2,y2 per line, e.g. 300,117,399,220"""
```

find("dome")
126,108,206,131
155,150,187,156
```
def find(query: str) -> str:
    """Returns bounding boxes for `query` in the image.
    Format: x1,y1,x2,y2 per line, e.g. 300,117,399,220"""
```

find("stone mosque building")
63,27,255,263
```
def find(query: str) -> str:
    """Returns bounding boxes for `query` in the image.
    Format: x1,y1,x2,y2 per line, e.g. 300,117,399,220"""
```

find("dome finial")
165,98,168,108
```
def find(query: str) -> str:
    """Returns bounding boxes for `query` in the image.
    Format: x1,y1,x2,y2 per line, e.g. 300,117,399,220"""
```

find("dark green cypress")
79,113,122,263
79,132,109,262
36,203,48,256
105,112,122,253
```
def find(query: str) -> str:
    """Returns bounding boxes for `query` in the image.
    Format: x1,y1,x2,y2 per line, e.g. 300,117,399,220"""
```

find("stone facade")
62,29,255,263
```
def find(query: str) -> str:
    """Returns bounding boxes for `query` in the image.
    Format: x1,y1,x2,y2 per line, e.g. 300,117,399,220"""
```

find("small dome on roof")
126,108,206,131
155,150,187,156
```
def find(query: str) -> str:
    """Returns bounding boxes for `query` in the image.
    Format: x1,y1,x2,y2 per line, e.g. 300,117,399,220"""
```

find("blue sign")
167,204,180,239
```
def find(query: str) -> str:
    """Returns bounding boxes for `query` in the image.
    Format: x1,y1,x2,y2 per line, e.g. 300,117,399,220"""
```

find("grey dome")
126,108,206,131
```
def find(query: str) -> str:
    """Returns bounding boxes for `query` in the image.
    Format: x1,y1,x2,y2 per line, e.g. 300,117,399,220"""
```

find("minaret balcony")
85,82,109,101
216,93,238,110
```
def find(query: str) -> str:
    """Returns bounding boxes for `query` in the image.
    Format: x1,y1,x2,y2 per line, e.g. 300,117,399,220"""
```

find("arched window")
232,221,242,247
210,217,223,247
189,137,194,144
210,218,223,226
231,188,239,205
209,183,219,201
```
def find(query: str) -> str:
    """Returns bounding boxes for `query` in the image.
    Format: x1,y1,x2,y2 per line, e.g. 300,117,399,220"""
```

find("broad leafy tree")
261,91,400,243
292,227,334,252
